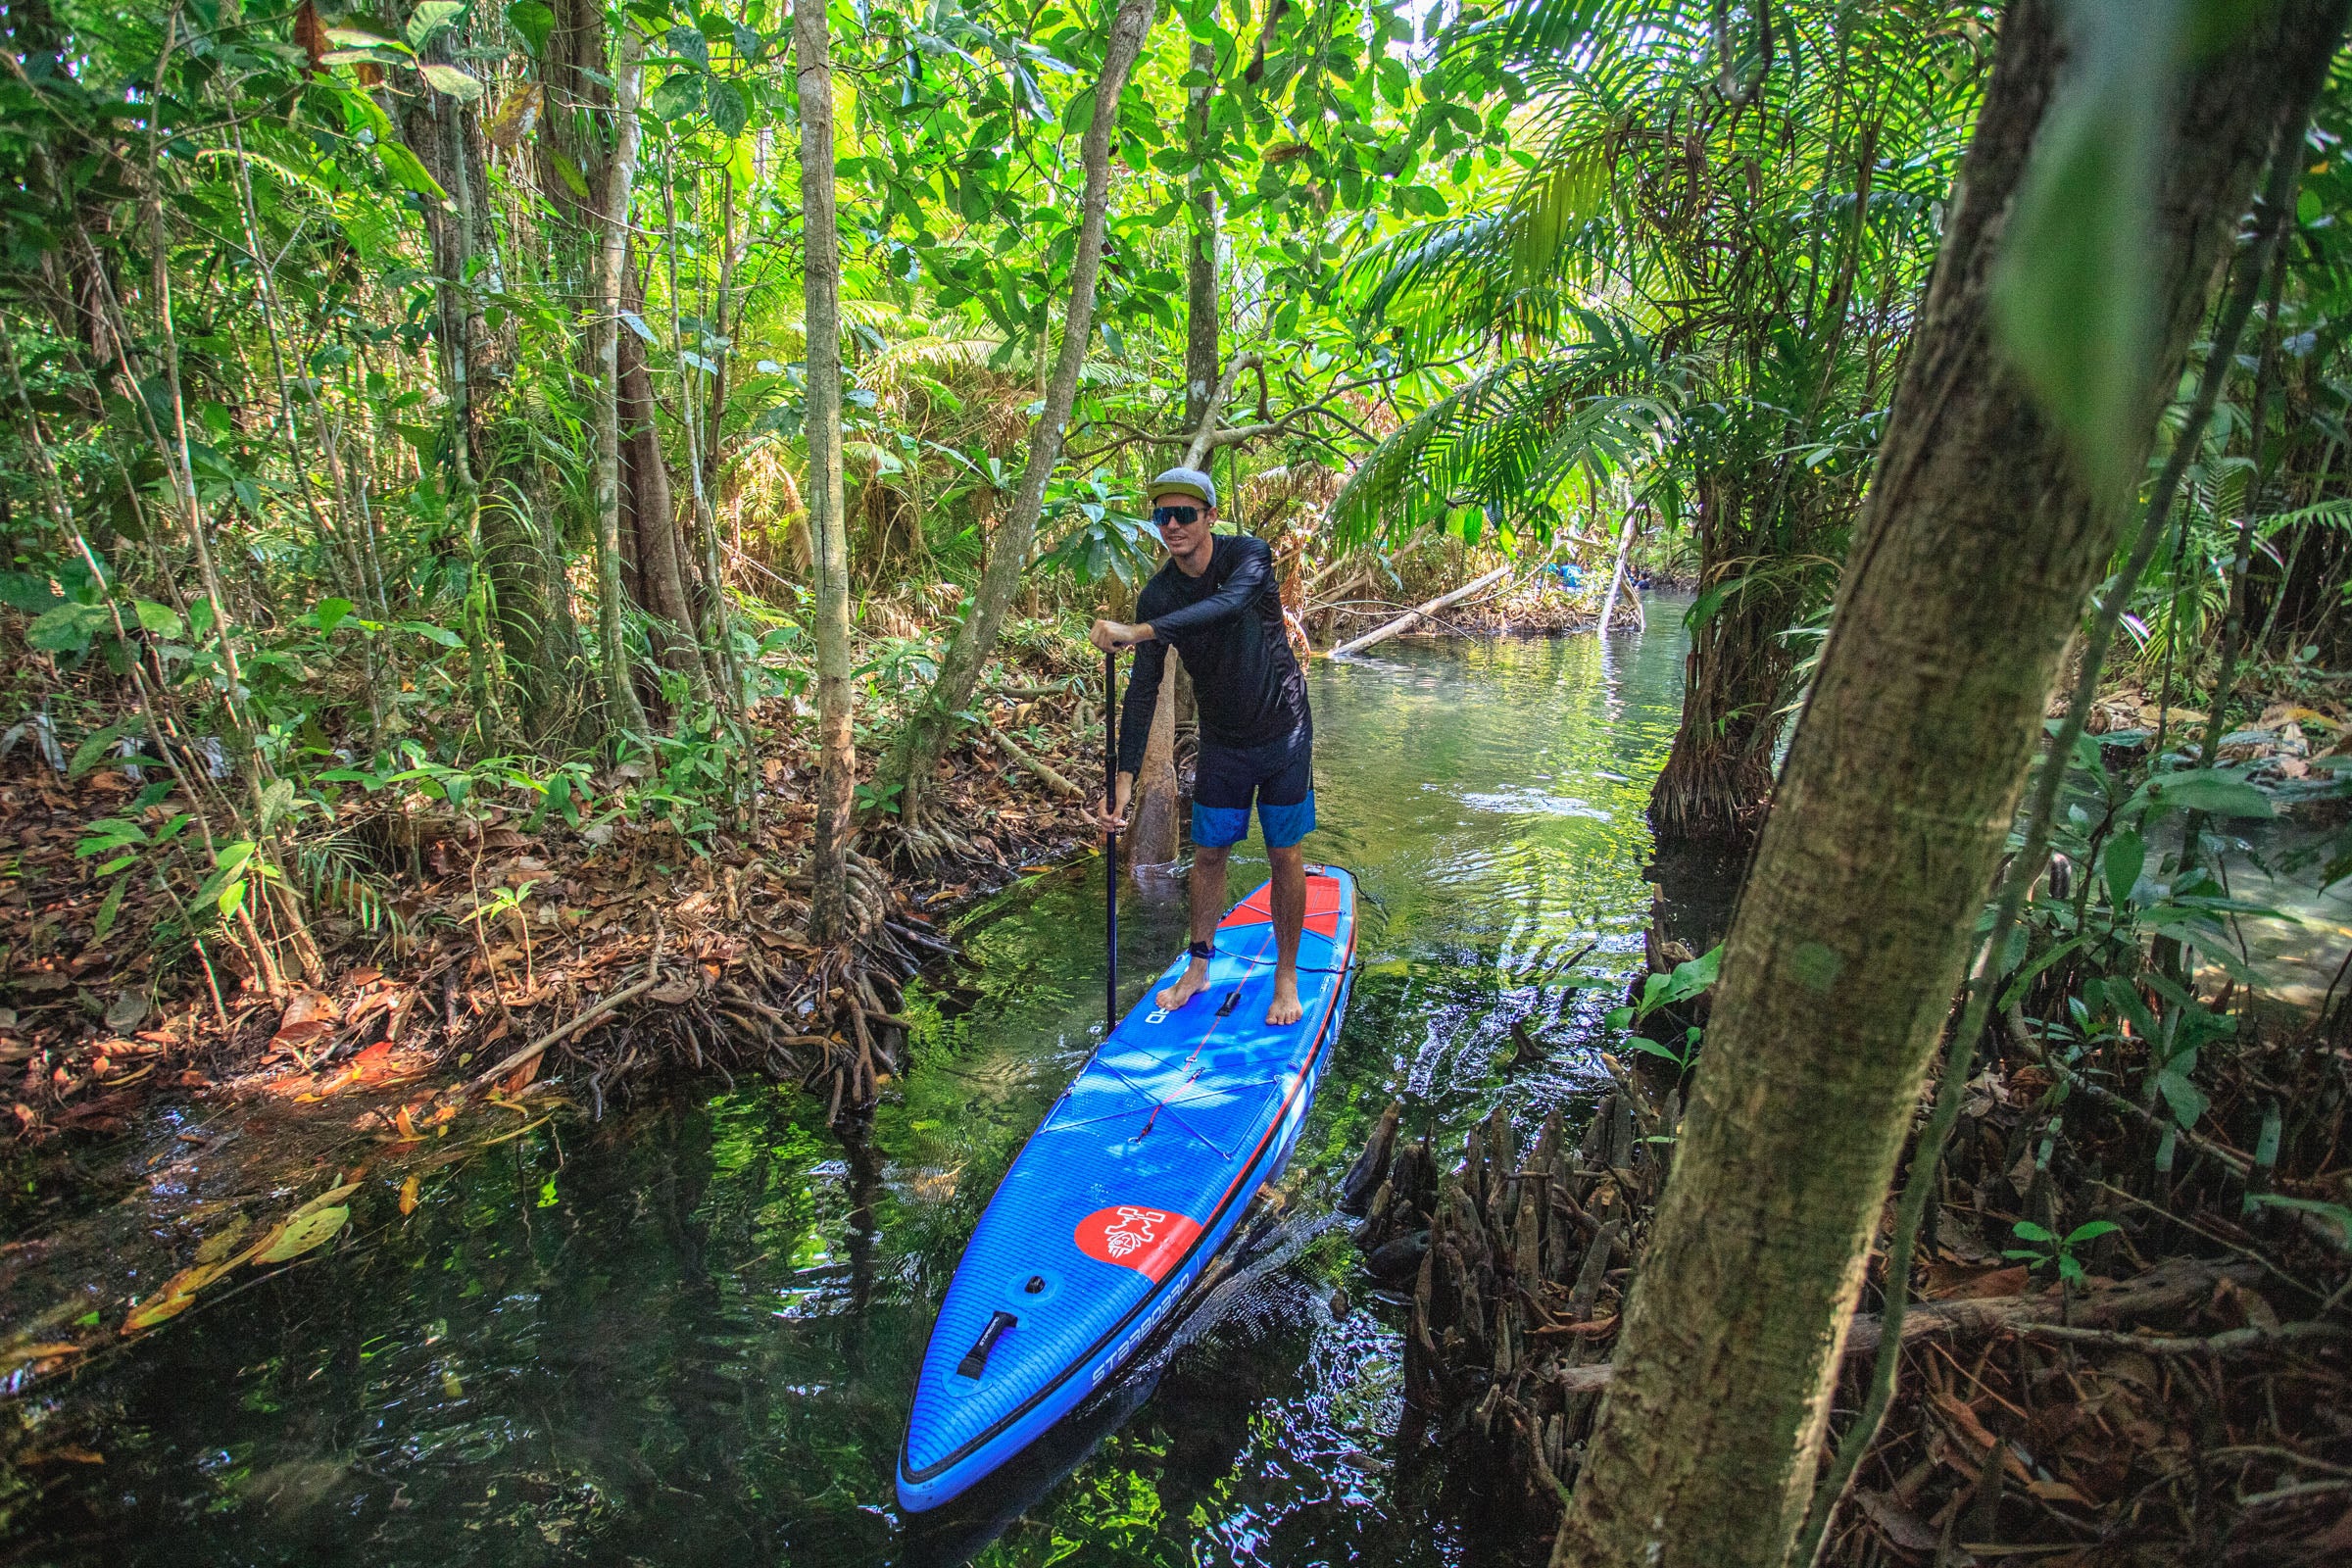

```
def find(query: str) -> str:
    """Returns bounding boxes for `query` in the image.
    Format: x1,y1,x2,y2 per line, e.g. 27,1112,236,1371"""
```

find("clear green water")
7,608,1688,1567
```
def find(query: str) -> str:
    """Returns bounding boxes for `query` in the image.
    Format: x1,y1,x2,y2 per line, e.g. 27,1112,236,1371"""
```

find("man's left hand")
1090,618,1152,653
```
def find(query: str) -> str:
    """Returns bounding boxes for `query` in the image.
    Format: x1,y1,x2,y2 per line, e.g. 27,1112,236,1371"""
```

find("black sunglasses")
1152,505,1205,529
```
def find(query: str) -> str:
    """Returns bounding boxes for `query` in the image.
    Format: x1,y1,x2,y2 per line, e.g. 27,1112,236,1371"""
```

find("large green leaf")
650,71,706,122
707,77,750,137
1988,0,2190,498
2139,769,2276,820
506,0,555,57
420,63,485,102
406,1,466,49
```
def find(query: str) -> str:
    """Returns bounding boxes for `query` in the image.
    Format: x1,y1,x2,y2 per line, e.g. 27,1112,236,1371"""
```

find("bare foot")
1156,957,1211,1012
1265,972,1303,1027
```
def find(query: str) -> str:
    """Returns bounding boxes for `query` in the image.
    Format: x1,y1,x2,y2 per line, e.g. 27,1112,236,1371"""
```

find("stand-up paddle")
1103,649,1118,1029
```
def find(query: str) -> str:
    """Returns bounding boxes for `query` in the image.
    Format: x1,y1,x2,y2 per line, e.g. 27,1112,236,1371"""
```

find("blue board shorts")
1193,728,1316,850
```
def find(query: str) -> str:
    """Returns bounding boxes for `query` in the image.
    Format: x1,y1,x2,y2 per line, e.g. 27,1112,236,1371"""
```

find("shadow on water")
3,599,1691,1568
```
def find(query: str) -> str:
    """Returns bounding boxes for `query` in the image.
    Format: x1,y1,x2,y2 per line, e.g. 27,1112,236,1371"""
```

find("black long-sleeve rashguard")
1116,533,1310,778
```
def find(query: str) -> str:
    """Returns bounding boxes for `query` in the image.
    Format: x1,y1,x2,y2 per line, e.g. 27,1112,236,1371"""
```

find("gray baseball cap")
1150,466,1217,509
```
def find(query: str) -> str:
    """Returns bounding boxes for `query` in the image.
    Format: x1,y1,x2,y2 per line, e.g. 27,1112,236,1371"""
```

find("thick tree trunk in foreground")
797,0,857,942
593,24,652,742
884,0,1161,827
1555,6,2346,1566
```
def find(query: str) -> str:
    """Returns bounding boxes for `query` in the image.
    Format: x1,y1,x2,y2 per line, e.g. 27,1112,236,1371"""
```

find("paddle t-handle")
1103,647,1119,1032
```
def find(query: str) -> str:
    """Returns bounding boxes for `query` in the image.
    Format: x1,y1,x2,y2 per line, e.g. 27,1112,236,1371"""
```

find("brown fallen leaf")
20,1446,103,1466
1924,1261,2031,1301
270,988,338,1052
0,1342,84,1376
1855,1488,1939,1551
399,1174,419,1215
122,1259,231,1333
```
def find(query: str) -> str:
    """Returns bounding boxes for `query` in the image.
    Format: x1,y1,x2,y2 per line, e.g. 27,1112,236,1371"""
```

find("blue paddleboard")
898,866,1359,1512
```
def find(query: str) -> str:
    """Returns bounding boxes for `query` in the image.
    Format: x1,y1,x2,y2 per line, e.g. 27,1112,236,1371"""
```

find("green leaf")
1988,0,2190,498
618,310,656,343
2064,1219,2121,1246
255,1204,349,1262
26,602,107,653
420,63,485,102
666,24,710,69
2143,769,2275,820
506,0,556,57
399,619,465,648
2102,830,2144,907
407,1,466,49
313,597,355,635
193,841,256,917
2155,1067,2208,1129
650,71,705,121
2011,1221,2057,1245
69,717,138,780
374,142,448,200
0,570,63,613
91,878,127,943
707,76,749,137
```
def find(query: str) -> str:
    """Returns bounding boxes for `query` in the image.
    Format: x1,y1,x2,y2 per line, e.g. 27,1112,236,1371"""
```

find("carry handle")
956,1309,1019,1379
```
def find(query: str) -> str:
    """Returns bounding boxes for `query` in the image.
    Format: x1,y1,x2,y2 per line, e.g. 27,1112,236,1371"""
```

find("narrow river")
9,602,1688,1567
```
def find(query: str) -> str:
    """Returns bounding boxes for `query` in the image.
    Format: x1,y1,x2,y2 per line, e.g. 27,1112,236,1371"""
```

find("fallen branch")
1544,1256,2264,1395
2017,1319,2349,1354
979,715,1083,798
1331,564,1515,657
468,929,667,1090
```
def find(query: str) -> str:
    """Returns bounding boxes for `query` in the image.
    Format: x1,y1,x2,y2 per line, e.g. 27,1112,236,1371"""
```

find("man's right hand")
1084,772,1135,837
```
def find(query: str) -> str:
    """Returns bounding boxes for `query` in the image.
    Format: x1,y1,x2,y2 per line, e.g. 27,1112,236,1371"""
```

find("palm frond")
1330,320,1681,551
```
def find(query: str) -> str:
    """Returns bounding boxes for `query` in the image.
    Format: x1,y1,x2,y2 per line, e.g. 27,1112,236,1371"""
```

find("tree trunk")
1553,6,2346,1566
617,290,711,702
593,23,652,742
882,0,1162,821
798,0,857,942
1183,40,1219,430
1645,478,1795,848
1121,39,1219,869
1129,660,1182,867
1596,512,1635,633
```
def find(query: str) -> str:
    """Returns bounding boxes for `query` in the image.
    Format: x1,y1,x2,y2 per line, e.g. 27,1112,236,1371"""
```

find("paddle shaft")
1103,648,1118,1030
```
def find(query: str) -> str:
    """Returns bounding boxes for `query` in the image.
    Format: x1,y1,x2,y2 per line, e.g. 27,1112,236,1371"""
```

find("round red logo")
1073,1204,1202,1281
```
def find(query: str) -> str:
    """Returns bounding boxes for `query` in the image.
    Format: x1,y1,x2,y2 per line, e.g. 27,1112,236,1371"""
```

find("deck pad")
899,867,1358,1513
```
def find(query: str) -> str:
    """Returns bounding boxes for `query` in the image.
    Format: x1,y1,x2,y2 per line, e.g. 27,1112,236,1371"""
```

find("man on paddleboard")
1087,466,1314,1027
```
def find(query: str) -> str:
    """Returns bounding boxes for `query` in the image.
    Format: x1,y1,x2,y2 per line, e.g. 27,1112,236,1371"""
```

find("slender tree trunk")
883,0,1162,819
1124,51,1220,869
1596,512,1635,633
617,294,711,701
2199,193,2299,765
798,0,857,941
1553,6,2346,1566
1183,40,1219,429
594,23,652,741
